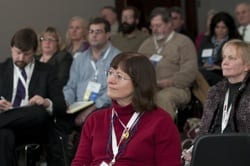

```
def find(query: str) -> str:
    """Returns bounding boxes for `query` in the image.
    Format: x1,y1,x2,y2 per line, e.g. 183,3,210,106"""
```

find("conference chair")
190,133,250,166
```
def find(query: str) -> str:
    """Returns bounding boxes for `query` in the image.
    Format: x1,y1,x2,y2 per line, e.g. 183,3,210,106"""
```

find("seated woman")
183,39,250,164
195,9,217,50
71,52,182,166
36,26,73,87
65,16,89,58
198,12,242,86
36,26,73,166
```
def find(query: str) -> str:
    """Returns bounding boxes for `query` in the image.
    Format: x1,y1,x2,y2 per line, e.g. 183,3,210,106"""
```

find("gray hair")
149,7,172,23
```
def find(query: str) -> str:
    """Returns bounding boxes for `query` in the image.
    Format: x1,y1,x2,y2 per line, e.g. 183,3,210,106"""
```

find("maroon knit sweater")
72,101,181,166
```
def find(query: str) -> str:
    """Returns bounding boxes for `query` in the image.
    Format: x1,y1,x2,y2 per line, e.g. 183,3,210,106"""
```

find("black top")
35,51,73,87
212,82,242,133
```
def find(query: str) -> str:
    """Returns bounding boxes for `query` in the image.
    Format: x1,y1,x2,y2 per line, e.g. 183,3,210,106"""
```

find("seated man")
63,17,120,126
110,6,149,52
100,6,119,35
138,7,198,119
235,2,250,42
169,6,194,41
62,18,120,162
0,28,66,166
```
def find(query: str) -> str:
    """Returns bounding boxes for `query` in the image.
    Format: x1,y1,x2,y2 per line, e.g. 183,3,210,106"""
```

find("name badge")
150,54,163,66
84,81,101,101
150,54,163,62
201,48,213,58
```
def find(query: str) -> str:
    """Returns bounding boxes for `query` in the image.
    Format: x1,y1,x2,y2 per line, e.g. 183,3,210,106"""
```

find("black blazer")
0,58,67,116
36,51,73,87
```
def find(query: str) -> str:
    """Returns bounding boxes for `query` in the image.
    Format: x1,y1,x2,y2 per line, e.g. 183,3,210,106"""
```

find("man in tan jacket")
138,7,198,119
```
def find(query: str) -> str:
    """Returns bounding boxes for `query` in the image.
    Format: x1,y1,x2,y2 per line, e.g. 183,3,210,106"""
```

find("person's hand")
157,79,174,88
29,95,50,108
182,147,193,165
213,64,221,70
203,63,221,70
0,99,12,111
203,62,213,69
75,105,96,126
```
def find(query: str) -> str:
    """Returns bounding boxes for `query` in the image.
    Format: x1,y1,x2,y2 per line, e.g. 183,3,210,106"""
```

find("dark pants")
46,115,76,166
46,108,106,166
0,106,49,166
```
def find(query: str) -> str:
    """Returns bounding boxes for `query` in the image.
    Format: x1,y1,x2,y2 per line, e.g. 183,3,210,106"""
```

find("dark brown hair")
10,27,38,52
110,52,157,112
88,17,111,33
123,6,140,20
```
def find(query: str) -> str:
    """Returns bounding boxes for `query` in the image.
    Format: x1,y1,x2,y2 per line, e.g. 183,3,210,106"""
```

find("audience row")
0,2,250,166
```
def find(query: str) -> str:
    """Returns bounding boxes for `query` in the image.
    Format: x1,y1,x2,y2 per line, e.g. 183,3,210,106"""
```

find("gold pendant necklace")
122,129,130,140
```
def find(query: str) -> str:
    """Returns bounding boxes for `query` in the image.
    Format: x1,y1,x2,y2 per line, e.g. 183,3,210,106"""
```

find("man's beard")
120,22,137,34
153,33,166,41
15,61,27,68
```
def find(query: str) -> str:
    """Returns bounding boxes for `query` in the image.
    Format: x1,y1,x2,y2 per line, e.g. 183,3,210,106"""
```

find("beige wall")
0,0,114,61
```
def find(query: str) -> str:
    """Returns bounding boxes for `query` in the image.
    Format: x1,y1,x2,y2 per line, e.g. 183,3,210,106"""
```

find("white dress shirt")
12,59,53,113
238,24,250,42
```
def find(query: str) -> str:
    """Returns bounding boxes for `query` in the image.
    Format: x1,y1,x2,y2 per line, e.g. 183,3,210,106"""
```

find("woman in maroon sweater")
71,52,181,166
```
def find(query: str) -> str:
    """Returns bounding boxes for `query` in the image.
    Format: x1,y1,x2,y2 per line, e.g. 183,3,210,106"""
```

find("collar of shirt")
89,42,111,61
13,58,35,81
239,24,250,32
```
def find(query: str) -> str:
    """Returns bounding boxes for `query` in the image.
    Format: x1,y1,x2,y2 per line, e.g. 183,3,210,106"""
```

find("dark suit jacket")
0,58,67,116
36,51,73,87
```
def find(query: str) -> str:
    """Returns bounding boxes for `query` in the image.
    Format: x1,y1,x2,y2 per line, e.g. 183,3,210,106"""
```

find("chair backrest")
190,133,250,166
